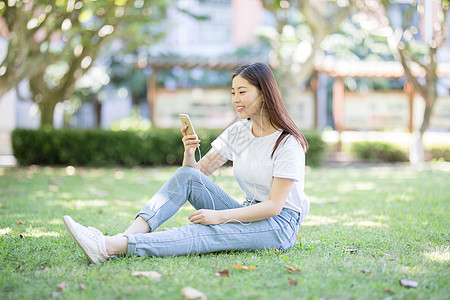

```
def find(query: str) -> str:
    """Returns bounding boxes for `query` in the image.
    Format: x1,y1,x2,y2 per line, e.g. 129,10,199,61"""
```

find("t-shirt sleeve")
211,125,234,161
272,136,305,182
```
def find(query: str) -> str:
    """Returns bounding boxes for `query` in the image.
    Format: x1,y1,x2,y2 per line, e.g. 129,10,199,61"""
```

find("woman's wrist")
182,152,198,169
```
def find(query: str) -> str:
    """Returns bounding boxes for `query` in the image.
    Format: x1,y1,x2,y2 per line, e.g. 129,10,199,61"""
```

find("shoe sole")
63,215,99,264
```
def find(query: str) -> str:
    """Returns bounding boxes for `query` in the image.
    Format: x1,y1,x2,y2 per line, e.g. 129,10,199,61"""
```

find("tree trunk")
409,130,424,164
39,100,57,127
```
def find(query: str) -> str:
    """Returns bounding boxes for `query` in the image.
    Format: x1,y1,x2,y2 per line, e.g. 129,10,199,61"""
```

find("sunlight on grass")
113,200,137,208
424,246,450,263
0,227,12,235
24,228,60,237
48,219,63,225
308,195,339,204
51,199,110,209
386,193,414,202
302,215,338,226
117,212,133,218
343,220,387,227
337,181,376,193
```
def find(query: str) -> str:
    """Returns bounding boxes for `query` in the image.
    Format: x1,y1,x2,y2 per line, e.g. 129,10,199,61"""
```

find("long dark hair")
232,63,308,157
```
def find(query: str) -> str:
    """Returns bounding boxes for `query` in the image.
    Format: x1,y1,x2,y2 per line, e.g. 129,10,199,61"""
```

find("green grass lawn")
1,164,449,299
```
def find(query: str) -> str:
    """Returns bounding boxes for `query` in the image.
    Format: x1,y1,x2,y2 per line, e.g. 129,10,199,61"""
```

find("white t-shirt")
211,119,309,220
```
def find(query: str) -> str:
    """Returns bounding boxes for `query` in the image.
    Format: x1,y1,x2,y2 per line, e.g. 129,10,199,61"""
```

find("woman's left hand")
188,209,222,225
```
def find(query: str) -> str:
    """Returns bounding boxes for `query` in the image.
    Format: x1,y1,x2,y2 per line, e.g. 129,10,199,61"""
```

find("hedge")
12,128,325,167
351,141,408,162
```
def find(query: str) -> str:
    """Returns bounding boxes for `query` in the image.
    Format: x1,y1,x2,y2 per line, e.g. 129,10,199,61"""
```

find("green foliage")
0,0,168,125
304,131,326,167
351,141,409,163
11,129,325,167
427,144,450,162
110,111,152,132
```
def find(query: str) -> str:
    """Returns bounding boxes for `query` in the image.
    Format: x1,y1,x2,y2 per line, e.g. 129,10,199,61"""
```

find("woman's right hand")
181,125,200,165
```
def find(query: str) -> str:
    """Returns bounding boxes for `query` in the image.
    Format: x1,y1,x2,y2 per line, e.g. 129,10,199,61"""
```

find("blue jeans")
124,166,302,257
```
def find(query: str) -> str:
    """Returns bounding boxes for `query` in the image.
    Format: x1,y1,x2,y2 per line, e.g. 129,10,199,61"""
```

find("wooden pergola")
314,58,450,150
137,56,450,136
136,56,266,125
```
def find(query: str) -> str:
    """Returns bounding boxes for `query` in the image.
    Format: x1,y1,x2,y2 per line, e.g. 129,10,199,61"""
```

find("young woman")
63,62,309,264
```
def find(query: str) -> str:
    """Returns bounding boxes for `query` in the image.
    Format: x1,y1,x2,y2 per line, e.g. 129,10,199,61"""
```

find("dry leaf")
131,271,162,280
100,275,109,281
287,277,298,286
19,234,24,239
285,265,301,273
273,248,280,254
180,286,207,300
56,282,67,292
344,249,358,253
399,279,419,288
231,264,256,270
17,220,24,225
361,269,371,274
214,269,230,278
384,288,394,294
79,284,86,290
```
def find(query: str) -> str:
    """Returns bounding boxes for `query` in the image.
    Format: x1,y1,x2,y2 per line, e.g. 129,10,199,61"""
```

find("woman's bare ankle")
123,216,151,235
105,236,128,256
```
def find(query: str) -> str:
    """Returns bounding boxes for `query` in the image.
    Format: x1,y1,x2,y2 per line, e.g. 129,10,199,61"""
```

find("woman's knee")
174,166,200,177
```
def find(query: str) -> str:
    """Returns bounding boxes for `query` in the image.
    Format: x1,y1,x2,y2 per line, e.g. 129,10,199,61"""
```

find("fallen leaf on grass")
19,234,24,239
57,282,67,292
214,269,230,278
180,286,207,300
231,264,256,270
17,220,24,225
100,275,109,281
344,249,358,254
361,269,371,274
384,288,394,294
287,277,298,286
131,271,162,280
285,265,301,273
399,279,419,288
79,284,86,290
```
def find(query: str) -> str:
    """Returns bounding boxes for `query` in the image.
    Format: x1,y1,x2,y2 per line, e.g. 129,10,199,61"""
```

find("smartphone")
179,114,196,135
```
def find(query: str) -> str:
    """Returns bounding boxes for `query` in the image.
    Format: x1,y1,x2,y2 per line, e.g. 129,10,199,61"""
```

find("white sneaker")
63,215,109,264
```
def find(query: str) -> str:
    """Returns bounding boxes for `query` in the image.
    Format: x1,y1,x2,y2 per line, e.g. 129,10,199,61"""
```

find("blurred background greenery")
0,0,449,166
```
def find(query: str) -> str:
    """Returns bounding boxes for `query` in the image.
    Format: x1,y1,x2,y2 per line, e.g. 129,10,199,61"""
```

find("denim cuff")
136,212,158,233
124,234,136,256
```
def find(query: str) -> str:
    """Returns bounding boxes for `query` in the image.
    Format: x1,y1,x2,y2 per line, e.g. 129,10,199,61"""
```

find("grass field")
1,164,449,299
